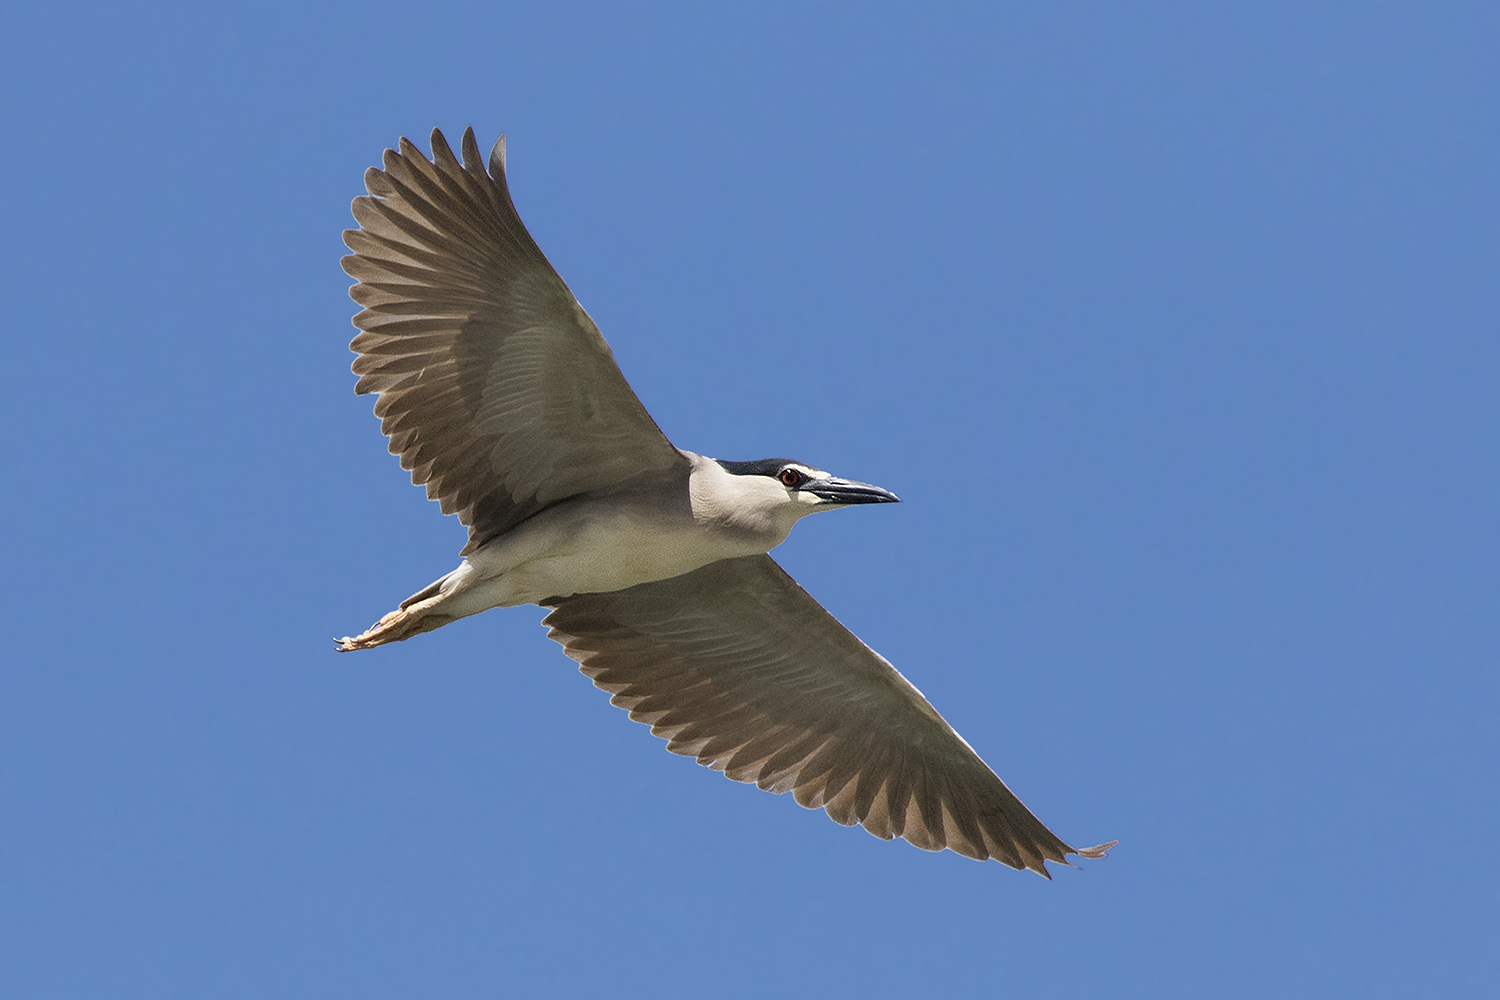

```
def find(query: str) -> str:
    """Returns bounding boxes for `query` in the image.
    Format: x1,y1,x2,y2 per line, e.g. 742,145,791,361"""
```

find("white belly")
449,498,770,613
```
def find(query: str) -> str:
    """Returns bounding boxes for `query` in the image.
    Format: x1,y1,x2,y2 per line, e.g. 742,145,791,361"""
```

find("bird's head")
712,457,900,524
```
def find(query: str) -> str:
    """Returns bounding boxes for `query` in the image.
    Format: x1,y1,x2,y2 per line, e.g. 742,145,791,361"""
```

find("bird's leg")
335,566,468,652
335,605,457,651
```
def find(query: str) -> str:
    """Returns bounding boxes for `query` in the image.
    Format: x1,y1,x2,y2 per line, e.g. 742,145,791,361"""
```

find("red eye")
779,468,803,488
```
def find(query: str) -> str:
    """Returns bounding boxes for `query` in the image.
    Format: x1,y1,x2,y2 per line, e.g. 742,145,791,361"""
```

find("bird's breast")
463,494,775,607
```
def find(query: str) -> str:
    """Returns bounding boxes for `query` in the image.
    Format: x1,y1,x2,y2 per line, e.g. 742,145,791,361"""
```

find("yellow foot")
335,606,455,651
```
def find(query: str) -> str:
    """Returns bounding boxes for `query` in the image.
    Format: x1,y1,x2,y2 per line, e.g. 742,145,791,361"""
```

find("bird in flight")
336,127,1114,876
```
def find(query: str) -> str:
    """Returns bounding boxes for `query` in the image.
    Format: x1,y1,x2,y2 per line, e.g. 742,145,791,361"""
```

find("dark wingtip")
1073,840,1119,860
460,127,483,173
489,133,507,177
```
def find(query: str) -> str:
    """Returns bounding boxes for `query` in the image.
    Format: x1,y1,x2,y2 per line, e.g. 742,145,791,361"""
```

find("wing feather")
344,127,688,552
542,555,1115,875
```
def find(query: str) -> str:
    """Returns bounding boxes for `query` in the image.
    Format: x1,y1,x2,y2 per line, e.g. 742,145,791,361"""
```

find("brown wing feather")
541,555,1115,875
344,127,687,553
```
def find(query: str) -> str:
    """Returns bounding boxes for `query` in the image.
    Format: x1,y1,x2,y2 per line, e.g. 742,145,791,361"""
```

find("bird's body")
342,453,827,646
463,461,750,605
337,127,1114,875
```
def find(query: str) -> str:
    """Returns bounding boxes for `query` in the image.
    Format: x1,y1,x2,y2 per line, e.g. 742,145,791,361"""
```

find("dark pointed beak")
804,477,901,505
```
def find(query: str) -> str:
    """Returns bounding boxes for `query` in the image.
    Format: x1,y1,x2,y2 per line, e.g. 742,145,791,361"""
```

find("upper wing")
344,127,688,553
541,554,1114,875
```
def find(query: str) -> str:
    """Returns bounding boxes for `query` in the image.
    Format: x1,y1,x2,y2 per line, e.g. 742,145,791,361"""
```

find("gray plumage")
337,127,1114,876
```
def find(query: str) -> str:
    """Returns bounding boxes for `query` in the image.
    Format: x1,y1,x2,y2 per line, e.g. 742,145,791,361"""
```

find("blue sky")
3,2,1496,996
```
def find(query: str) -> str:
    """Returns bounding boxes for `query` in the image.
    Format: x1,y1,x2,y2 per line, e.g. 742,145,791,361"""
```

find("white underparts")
394,452,831,629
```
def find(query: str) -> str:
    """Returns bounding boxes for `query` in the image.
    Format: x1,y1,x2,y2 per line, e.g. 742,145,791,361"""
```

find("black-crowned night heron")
337,128,1114,876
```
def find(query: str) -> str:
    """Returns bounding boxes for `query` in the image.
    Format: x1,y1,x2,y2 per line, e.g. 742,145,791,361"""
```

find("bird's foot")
334,606,456,652
334,608,410,652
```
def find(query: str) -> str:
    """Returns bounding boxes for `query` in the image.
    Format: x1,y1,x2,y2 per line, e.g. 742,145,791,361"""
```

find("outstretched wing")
541,555,1114,875
344,127,688,553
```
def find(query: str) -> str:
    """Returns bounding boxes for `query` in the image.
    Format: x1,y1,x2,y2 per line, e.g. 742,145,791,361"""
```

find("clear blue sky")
4,2,1496,996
